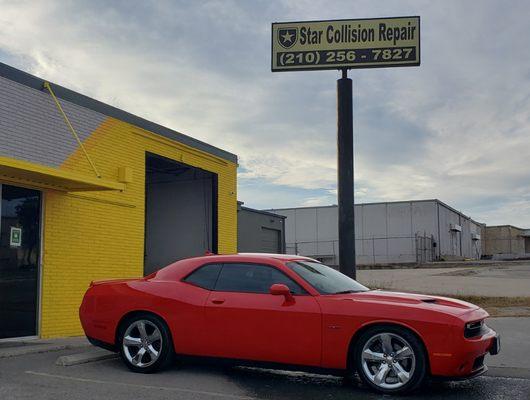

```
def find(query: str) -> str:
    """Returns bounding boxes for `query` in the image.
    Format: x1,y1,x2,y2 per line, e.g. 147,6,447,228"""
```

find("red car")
80,253,500,394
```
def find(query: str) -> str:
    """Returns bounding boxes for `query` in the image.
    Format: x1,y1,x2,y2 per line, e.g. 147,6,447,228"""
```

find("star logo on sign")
278,28,298,49
282,31,294,43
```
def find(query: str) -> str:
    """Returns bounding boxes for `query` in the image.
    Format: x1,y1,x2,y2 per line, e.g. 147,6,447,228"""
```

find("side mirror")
270,283,293,300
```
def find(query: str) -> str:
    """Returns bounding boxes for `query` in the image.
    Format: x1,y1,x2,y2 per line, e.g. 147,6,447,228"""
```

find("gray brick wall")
0,76,106,167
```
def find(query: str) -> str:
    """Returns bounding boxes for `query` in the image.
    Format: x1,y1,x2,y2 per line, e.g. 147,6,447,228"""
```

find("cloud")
0,0,529,225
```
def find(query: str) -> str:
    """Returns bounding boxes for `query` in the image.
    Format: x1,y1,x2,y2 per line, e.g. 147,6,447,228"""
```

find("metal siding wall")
316,206,338,262
361,204,387,264
438,204,462,257
469,220,483,258
411,201,437,237
237,209,284,253
279,209,297,246
274,201,482,265
354,205,365,264
0,76,105,168
387,202,415,263
295,208,318,256
460,218,472,258
316,206,337,241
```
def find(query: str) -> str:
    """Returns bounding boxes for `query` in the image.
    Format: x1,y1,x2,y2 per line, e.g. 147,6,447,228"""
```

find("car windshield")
287,261,369,295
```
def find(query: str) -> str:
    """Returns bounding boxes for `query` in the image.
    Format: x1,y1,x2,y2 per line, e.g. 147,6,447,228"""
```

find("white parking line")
25,371,257,400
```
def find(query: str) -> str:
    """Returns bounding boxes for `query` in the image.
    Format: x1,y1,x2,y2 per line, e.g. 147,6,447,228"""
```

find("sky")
0,0,529,226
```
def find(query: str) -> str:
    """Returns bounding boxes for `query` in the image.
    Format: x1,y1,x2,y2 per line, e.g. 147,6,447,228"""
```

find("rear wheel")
353,325,427,394
118,313,174,373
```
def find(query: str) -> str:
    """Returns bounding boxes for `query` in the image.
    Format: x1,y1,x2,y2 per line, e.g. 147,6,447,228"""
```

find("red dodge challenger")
80,253,500,394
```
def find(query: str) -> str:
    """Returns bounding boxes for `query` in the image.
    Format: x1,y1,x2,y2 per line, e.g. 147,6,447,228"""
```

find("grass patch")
440,295,530,308
446,295,530,317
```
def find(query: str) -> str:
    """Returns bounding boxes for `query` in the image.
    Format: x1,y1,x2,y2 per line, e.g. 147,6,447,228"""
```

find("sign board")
272,16,420,72
10,227,22,247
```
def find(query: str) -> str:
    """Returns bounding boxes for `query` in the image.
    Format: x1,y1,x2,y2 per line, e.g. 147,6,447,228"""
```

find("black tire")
353,325,427,394
118,313,174,373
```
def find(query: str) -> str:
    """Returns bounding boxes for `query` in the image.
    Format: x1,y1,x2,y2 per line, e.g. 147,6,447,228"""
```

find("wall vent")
450,224,462,232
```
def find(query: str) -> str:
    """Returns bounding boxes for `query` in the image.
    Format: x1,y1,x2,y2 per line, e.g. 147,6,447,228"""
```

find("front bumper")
489,333,501,355
430,325,500,378
433,365,488,382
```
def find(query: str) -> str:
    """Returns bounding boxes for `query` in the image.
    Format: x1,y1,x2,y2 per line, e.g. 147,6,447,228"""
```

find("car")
79,253,500,394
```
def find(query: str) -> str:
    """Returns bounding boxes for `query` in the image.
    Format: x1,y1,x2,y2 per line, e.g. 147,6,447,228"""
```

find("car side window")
214,263,306,295
183,264,222,290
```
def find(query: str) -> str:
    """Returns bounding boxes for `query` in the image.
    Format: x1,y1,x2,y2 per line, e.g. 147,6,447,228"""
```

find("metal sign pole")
272,17,420,278
337,68,356,279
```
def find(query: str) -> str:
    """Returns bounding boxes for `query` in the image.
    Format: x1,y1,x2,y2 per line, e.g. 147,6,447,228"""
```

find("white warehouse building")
269,199,484,266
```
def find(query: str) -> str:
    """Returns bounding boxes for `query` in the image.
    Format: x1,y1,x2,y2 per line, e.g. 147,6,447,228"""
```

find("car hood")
347,290,481,316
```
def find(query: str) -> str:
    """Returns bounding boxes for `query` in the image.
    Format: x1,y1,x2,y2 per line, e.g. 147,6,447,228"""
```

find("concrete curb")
358,259,530,270
56,349,117,366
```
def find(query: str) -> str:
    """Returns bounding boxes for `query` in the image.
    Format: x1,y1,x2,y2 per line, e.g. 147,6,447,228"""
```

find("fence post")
372,236,376,265
414,233,420,264
431,234,435,262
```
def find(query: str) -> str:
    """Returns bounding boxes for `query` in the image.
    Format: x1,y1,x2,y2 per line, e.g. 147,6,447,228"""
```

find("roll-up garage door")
260,227,281,253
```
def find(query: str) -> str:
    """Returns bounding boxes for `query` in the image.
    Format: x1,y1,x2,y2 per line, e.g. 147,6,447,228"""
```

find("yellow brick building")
0,63,237,339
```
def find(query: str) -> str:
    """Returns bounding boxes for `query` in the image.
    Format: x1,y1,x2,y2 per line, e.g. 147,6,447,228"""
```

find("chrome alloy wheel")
361,332,416,390
122,319,163,368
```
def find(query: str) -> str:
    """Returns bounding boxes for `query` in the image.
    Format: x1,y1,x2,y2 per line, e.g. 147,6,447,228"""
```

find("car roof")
237,253,317,261
186,253,317,263
152,253,319,281
151,253,318,280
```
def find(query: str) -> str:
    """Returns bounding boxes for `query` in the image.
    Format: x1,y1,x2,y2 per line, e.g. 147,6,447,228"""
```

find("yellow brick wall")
40,117,237,338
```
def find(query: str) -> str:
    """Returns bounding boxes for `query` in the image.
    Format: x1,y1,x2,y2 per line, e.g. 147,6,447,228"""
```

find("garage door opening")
144,153,217,275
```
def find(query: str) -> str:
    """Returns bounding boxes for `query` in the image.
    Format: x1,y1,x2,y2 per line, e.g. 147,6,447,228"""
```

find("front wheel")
118,313,174,373
353,325,427,394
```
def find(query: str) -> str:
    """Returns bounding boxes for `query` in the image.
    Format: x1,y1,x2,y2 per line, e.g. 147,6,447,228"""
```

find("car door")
203,262,322,366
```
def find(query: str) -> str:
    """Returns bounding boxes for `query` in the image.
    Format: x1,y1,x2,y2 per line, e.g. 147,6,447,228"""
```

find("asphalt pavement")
487,318,529,369
1,349,529,400
1,317,528,399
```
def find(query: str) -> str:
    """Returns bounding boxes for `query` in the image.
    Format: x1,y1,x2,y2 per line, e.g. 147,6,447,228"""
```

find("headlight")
464,320,485,338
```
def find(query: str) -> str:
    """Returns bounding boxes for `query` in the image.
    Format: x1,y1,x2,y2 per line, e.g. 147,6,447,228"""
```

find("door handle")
211,298,225,304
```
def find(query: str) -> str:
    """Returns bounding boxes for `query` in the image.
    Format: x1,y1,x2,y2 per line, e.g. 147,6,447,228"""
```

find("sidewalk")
0,336,91,358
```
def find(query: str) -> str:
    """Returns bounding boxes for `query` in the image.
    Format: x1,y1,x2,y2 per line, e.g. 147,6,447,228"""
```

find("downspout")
282,217,286,254
437,201,441,260
459,214,463,257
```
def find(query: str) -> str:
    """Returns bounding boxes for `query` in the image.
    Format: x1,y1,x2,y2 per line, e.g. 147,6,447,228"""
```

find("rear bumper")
430,325,499,378
79,292,118,346
87,336,117,352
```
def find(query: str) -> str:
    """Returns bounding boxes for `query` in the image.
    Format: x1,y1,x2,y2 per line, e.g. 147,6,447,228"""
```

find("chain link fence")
286,233,437,266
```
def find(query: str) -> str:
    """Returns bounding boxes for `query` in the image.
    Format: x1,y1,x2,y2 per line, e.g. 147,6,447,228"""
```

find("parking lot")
1,317,529,400
0,348,529,400
2,267,529,400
